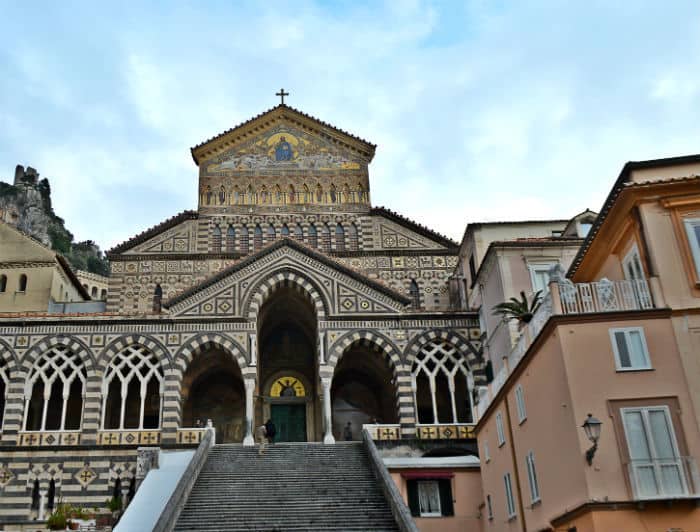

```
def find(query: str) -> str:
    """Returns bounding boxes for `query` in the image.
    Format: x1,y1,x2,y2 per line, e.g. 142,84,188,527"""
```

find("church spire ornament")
276,88,289,105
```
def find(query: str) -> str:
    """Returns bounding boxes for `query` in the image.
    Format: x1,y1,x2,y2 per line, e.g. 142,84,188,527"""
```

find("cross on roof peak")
276,88,289,105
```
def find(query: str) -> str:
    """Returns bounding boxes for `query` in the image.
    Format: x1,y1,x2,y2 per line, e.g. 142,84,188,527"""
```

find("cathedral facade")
0,104,483,523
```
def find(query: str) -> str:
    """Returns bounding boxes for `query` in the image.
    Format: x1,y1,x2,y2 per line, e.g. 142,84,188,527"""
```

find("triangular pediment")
191,104,376,167
164,239,410,318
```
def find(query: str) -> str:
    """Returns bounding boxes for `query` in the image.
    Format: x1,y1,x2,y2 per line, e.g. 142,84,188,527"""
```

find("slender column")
318,332,326,365
249,334,257,367
38,490,47,521
321,377,335,444
243,378,255,446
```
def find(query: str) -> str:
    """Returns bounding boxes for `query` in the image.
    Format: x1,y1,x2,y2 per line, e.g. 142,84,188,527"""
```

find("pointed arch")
226,225,235,253
294,224,304,242
335,223,345,251
240,225,249,254
409,279,420,309
211,225,222,253
308,223,318,248
267,224,276,243
405,329,484,383
254,224,263,252
348,222,359,251
243,269,329,320
173,334,248,374
281,224,290,237
321,223,331,252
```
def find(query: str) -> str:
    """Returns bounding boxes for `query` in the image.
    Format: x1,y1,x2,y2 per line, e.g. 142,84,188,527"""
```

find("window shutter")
406,480,420,517
438,479,454,516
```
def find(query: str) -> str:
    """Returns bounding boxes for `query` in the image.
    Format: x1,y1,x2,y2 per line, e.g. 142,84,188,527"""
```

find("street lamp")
582,413,602,466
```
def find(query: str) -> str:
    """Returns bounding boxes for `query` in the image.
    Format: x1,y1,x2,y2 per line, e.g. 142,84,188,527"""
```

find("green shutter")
438,479,454,516
406,480,420,517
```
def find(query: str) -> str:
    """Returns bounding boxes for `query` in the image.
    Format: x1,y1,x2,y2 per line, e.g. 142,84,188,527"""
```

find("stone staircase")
173,442,401,531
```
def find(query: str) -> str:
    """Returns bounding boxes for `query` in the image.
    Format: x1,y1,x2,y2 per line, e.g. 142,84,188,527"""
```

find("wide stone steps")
174,442,400,532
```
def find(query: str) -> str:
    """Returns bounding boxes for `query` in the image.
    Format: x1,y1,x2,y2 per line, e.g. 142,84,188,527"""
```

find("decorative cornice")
191,104,376,165
108,210,198,255
371,207,458,249
163,238,412,308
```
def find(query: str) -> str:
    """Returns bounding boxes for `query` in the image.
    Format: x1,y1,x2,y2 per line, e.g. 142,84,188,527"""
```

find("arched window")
294,224,303,242
31,480,40,511
0,358,8,429
226,225,235,253
240,225,249,254
18,274,27,292
409,279,420,309
321,223,331,252
218,185,226,205
101,289,107,300
24,346,86,431
343,183,351,203
267,224,276,242
212,225,222,253
0,274,7,292
47,479,56,511
315,184,323,203
91,286,97,298
308,223,318,248
329,184,337,203
153,284,163,313
288,184,296,204
102,346,163,430
412,341,473,424
281,224,290,237
275,185,283,204
335,223,345,251
254,225,263,252
348,222,359,251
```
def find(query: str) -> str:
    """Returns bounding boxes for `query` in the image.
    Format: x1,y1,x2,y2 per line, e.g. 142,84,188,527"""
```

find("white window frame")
684,218,700,278
417,480,442,517
486,494,493,520
623,244,645,281
496,411,506,447
621,405,687,499
528,262,557,294
609,327,652,371
526,451,541,504
483,441,490,463
504,472,516,519
515,384,527,424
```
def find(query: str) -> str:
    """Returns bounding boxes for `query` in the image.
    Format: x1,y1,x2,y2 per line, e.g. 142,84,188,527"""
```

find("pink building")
474,155,700,531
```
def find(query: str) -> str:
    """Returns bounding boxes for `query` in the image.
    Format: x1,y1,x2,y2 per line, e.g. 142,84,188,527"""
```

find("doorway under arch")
257,284,319,441
331,341,398,441
180,348,244,443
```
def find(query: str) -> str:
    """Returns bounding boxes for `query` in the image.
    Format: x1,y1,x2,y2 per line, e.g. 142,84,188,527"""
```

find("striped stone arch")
243,268,329,320
327,330,415,437
405,328,486,384
0,338,18,370
97,334,172,373
172,333,248,374
162,333,248,443
21,334,95,371
327,330,402,372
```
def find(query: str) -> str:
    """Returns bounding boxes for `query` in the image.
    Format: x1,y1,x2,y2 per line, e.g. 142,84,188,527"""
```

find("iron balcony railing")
627,456,700,500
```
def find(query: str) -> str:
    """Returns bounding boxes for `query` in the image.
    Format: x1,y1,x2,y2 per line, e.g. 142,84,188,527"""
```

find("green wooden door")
271,404,306,442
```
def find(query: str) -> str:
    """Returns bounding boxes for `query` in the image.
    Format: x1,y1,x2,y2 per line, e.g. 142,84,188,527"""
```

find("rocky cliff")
0,165,109,276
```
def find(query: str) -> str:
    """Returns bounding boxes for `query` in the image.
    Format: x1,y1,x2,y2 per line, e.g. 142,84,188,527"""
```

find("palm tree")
492,290,543,324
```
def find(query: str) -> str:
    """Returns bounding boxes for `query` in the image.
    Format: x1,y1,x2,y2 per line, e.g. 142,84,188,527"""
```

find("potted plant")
46,505,68,530
492,290,542,325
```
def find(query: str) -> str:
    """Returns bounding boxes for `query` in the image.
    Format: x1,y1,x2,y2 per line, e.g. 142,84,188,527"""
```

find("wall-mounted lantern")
581,413,602,466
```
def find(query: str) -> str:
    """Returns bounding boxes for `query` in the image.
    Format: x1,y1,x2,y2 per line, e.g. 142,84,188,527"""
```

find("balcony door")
622,406,687,498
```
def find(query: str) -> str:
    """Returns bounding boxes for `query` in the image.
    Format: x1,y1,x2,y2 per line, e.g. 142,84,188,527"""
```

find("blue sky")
1,1,699,249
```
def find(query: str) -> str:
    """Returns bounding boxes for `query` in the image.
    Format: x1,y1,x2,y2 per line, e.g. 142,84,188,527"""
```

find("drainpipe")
504,397,527,532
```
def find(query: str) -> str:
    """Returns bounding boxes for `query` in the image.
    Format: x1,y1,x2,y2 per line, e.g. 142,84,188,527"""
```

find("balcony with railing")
476,277,660,418
627,456,700,500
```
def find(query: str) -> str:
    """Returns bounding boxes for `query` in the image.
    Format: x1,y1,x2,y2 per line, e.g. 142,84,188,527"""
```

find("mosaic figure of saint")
275,136,293,161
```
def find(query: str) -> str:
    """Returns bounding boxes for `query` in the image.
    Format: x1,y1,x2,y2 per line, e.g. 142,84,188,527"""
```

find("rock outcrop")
0,165,109,276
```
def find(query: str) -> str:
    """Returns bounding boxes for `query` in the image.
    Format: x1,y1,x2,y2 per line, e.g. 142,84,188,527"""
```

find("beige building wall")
390,469,485,532
477,313,700,531
76,270,109,300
